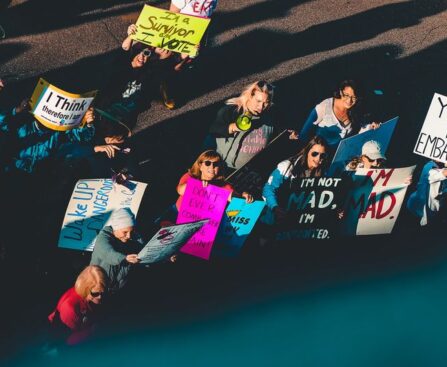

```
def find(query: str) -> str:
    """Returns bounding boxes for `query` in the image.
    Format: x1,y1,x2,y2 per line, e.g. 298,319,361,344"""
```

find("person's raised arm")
299,108,318,144
122,24,137,51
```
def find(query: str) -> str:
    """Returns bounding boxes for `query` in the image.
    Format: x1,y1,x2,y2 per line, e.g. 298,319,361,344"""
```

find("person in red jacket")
48,265,108,346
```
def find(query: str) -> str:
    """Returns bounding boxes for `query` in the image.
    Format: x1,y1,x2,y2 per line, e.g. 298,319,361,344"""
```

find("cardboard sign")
176,178,230,260
414,93,447,163
329,117,398,176
131,5,210,56
226,130,297,199
214,198,266,257
137,220,208,264
275,177,346,241
58,179,147,251
30,78,97,131
343,166,415,235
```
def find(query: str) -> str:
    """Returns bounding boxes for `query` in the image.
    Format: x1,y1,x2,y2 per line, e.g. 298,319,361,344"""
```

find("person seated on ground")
407,160,447,228
297,79,381,151
47,265,108,347
206,80,296,173
122,24,194,110
56,108,135,179
96,37,155,126
262,136,329,225
2,105,95,174
157,150,253,226
90,208,145,292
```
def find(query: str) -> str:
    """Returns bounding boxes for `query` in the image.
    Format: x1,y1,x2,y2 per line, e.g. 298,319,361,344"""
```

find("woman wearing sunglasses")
263,136,329,223
298,80,380,151
157,150,253,226
47,265,108,346
345,140,387,171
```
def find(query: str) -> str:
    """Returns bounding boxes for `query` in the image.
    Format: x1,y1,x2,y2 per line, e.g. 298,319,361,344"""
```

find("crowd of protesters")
0,0,446,357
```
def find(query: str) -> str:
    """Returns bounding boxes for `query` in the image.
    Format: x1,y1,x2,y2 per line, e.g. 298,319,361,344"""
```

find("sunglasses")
90,290,105,298
310,151,327,159
202,160,221,168
142,48,152,57
364,156,385,164
257,80,275,91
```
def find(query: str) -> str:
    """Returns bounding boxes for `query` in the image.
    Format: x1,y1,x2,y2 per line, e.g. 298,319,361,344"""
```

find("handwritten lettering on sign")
345,166,415,235
59,179,147,251
276,177,346,241
414,93,447,163
132,5,210,56
30,78,96,131
177,178,230,260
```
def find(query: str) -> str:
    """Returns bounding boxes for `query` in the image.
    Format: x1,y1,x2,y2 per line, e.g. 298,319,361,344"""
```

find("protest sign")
30,78,97,131
137,219,208,264
343,166,415,235
131,5,210,57
58,179,147,251
226,130,298,199
177,178,230,260
214,198,266,257
329,117,398,176
275,176,346,241
414,93,447,163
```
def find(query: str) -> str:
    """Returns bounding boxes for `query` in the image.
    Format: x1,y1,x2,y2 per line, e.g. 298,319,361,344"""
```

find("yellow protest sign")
30,78,97,131
131,5,210,57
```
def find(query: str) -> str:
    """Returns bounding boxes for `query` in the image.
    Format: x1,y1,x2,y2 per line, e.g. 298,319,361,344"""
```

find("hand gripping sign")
30,78,97,131
131,4,210,57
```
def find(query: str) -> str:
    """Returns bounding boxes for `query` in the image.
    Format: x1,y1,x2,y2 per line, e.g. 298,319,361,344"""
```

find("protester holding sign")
298,80,380,150
97,40,156,126
207,81,294,171
47,265,108,347
2,107,96,173
90,208,145,292
345,140,387,171
407,160,447,227
262,136,329,224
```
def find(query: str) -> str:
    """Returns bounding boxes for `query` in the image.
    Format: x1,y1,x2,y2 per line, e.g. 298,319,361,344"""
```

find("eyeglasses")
202,160,221,168
257,81,275,91
142,48,152,57
90,290,105,298
310,151,327,159
364,156,385,164
341,91,357,102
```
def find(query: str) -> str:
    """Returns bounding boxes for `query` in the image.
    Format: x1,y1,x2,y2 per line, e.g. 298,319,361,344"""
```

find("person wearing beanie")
90,207,144,292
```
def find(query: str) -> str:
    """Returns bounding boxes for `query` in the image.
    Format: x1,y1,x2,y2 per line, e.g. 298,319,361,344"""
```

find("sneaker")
160,81,175,110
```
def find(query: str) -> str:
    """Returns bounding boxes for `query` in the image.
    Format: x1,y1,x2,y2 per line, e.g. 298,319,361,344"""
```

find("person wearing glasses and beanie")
206,81,294,172
90,207,145,292
262,136,329,224
298,80,381,151
47,265,108,347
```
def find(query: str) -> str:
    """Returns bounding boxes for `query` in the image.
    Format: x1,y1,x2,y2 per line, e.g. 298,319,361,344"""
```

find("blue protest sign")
329,117,399,176
213,198,266,257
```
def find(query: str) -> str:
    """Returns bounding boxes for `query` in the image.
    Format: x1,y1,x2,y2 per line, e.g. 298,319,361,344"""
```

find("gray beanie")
109,207,136,230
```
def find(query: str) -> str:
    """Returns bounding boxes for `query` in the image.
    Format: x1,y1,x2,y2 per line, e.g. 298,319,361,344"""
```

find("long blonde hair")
74,265,108,299
226,80,274,113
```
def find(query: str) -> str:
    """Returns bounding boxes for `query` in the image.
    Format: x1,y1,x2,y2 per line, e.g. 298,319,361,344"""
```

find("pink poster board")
177,177,231,260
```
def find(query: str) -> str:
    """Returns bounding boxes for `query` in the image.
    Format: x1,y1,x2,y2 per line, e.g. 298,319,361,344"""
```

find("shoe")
160,81,176,110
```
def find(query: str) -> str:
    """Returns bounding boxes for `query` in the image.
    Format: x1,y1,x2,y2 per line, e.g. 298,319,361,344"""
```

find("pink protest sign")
177,177,231,260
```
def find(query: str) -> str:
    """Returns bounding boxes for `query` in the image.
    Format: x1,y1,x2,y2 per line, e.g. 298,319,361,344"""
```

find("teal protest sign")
214,198,265,257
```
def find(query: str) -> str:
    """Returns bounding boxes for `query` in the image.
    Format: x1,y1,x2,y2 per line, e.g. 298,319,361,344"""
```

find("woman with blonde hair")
47,265,108,346
207,81,291,171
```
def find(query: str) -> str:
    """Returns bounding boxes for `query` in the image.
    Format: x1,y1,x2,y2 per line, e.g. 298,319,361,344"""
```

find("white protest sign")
137,220,208,264
58,179,147,251
344,166,415,235
30,78,97,131
414,93,447,163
